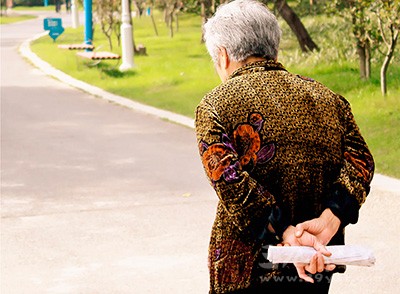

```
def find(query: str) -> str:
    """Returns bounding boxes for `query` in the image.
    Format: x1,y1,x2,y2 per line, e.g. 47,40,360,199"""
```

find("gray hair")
203,0,281,64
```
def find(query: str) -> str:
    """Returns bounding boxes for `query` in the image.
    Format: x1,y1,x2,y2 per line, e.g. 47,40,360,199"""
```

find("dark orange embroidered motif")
344,151,374,182
234,124,261,166
200,113,275,183
201,143,233,181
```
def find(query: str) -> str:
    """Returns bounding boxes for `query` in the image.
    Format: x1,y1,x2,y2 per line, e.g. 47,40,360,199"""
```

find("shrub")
13,0,46,6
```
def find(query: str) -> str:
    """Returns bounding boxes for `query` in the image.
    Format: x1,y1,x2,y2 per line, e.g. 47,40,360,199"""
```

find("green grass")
13,5,56,11
13,5,83,12
350,94,399,178
0,13,36,24
30,12,400,178
278,15,400,178
32,12,218,116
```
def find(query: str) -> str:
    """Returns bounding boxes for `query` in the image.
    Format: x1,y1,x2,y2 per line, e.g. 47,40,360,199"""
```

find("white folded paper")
267,245,375,267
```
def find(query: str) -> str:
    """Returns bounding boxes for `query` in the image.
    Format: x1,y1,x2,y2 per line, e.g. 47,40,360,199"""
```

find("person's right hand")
294,208,341,247
281,225,335,283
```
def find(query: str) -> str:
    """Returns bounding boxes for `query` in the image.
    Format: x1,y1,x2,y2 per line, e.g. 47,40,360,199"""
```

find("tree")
1,0,7,15
330,0,399,94
95,0,122,50
164,1,175,37
273,0,319,52
253,0,320,52
149,1,159,36
330,0,373,79
199,0,213,42
132,0,146,16
194,0,319,50
155,0,182,38
370,0,399,95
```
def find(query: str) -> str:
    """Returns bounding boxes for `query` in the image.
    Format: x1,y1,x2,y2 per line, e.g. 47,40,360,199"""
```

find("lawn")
13,5,57,11
30,11,400,178
0,13,36,24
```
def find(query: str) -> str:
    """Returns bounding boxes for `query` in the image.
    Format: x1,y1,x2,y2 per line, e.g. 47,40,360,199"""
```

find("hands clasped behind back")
281,208,341,283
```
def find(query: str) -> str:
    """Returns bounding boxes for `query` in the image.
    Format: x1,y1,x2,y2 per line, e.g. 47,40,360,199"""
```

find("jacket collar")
229,60,286,80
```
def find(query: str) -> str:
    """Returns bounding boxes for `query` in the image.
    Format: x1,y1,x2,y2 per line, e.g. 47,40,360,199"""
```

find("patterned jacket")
195,60,374,293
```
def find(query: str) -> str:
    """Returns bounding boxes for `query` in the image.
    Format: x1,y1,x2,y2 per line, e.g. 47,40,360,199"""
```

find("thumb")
295,221,310,238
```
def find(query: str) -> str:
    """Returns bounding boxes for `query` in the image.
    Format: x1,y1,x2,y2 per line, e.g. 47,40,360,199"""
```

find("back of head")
203,0,281,64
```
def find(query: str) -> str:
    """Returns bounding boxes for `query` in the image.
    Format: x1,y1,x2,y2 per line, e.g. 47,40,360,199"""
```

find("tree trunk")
365,41,371,80
380,57,388,96
151,11,158,36
200,1,206,43
164,7,168,24
169,9,174,38
350,10,370,80
356,42,367,79
107,35,113,51
201,2,206,25
380,31,398,96
133,0,143,18
275,0,319,52
128,0,136,50
176,11,179,33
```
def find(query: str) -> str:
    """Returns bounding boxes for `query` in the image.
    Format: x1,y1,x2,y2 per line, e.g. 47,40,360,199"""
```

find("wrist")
268,206,291,242
327,184,360,226
282,225,295,242
321,208,341,232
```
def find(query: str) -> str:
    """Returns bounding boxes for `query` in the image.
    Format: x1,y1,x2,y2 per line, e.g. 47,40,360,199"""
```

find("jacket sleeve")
195,100,290,240
326,97,375,227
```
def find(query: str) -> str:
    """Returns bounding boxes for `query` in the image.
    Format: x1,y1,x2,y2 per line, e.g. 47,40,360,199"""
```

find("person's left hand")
288,208,341,282
281,225,333,283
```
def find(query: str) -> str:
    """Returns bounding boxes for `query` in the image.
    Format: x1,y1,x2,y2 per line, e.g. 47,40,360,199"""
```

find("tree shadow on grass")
97,63,136,78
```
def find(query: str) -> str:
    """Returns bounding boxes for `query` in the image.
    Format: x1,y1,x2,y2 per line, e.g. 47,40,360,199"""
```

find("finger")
295,263,314,283
312,239,332,257
305,254,317,275
295,222,309,237
316,252,325,273
325,264,336,272
277,242,290,247
295,220,315,238
295,224,304,237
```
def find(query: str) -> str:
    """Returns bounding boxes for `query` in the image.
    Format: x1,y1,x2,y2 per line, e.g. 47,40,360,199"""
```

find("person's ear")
219,47,230,70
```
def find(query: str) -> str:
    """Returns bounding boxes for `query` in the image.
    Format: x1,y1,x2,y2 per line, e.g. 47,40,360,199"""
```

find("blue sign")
43,18,64,41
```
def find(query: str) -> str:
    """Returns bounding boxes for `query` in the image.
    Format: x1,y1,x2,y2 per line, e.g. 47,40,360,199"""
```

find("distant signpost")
43,18,64,41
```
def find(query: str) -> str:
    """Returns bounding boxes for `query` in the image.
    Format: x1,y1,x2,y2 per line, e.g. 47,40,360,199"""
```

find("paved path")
1,11,399,294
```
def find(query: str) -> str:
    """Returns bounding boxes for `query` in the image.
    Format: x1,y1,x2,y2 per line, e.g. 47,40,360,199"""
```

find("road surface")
1,11,399,294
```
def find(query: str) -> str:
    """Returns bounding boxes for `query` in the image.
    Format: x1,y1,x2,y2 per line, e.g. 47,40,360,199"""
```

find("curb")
18,32,400,193
18,32,195,129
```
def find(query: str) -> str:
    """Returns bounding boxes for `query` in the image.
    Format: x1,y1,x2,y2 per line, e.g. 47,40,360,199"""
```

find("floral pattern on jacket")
200,112,275,184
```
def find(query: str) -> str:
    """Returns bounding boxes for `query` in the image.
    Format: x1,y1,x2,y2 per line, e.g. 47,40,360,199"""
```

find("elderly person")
195,0,375,293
